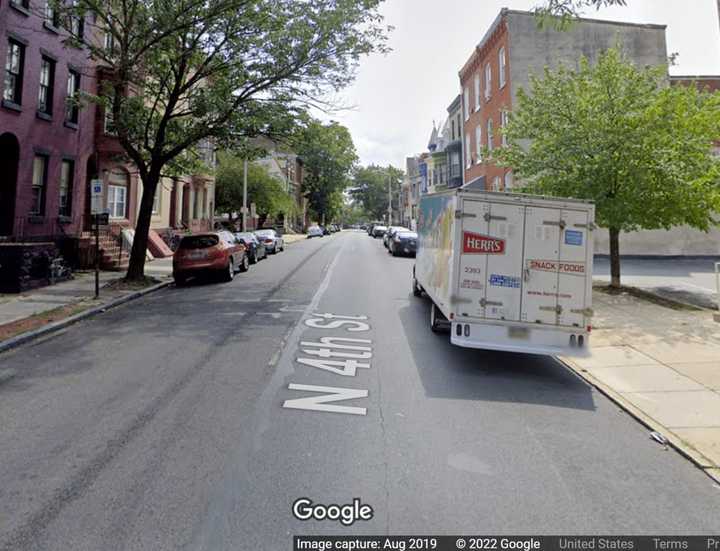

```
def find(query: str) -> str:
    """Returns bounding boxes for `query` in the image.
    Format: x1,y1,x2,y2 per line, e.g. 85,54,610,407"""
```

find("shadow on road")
397,297,596,411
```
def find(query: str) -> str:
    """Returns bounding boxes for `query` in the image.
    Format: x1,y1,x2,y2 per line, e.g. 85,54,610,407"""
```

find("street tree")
350,165,404,222
215,153,295,229
490,48,720,288
62,0,389,280
294,120,358,224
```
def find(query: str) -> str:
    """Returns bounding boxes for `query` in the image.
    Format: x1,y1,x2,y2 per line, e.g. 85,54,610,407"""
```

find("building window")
501,110,509,147
45,1,60,27
487,118,494,151
108,170,128,218
66,69,80,123
463,87,469,121
10,0,30,9
59,160,74,216
451,119,456,141
103,94,117,134
465,132,471,168
504,171,513,190
493,176,502,191
450,151,461,179
4,40,25,105
474,73,480,112
69,1,84,40
31,155,48,215
499,47,506,88
484,63,492,100
38,57,55,115
475,125,482,163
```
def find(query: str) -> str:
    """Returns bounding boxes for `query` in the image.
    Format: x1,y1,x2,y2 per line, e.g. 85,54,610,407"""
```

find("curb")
592,281,717,313
558,355,720,485
0,280,171,355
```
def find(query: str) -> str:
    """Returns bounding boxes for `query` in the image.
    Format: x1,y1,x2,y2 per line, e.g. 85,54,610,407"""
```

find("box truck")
412,189,595,356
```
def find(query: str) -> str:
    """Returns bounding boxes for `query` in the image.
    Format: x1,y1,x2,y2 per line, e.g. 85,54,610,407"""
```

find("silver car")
254,228,285,254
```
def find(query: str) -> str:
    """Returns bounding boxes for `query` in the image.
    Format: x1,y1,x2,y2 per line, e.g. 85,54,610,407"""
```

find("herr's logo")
462,231,505,254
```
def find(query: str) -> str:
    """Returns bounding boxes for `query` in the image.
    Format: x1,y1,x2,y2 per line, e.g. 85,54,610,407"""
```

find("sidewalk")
561,286,720,482
0,258,173,344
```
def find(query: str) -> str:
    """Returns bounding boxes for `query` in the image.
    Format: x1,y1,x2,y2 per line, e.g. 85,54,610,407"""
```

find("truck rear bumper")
450,321,590,357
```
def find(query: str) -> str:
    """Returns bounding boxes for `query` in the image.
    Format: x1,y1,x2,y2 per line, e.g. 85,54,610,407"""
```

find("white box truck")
412,189,595,356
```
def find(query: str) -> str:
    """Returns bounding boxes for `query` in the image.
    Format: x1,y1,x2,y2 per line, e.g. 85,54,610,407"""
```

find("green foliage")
294,119,358,222
350,165,404,221
536,0,627,29
491,48,720,234
62,0,389,278
215,153,294,223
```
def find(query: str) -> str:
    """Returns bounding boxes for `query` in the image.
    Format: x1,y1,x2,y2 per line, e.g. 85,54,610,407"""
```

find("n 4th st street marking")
283,313,372,416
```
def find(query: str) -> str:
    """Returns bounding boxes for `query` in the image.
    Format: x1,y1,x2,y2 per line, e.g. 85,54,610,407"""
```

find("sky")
318,0,720,170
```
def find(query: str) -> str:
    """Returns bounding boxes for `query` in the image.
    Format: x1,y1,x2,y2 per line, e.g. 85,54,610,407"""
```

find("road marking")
283,384,369,416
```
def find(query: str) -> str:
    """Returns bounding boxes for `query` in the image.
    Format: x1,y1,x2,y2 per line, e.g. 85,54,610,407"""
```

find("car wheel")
174,273,186,286
392,248,398,257
222,258,234,282
239,255,249,272
249,250,257,264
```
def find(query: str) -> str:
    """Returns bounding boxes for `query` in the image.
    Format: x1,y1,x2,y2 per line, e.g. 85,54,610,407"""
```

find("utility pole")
387,173,392,225
242,158,248,232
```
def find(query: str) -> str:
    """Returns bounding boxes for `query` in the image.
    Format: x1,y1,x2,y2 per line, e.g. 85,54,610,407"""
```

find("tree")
350,164,404,221
490,48,720,288
63,0,389,280
294,120,358,224
215,153,294,229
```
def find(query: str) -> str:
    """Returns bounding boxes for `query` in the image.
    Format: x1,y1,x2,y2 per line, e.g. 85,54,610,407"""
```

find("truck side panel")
416,193,456,313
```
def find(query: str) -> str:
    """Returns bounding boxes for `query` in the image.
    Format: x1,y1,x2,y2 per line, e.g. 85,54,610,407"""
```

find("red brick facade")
459,17,513,191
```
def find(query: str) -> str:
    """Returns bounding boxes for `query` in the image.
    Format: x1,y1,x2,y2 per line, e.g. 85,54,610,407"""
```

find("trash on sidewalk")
650,431,669,447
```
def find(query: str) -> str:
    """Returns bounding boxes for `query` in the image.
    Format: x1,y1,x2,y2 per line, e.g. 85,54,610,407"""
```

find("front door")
0,133,20,236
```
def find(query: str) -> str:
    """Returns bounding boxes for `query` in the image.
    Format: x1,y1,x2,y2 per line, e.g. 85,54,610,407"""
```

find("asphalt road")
0,231,718,550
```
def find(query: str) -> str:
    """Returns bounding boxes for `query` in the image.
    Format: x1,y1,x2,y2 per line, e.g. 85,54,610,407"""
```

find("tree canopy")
62,0,389,279
350,165,404,221
215,153,295,228
490,48,720,286
294,119,358,224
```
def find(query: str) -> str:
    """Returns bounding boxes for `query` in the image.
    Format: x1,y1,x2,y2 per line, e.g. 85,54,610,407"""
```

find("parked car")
389,230,418,257
307,225,324,238
173,231,248,285
254,228,284,254
383,226,410,248
234,232,267,264
321,225,331,235
371,225,387,238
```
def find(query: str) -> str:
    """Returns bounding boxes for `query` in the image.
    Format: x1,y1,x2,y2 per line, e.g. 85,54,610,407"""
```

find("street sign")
90,179,104,214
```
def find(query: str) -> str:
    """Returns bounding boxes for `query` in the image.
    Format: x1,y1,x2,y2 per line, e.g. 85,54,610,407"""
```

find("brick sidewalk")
561,288,720,482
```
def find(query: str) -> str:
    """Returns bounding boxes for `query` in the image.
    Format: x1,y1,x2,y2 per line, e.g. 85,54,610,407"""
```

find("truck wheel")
412,277,422,297
430,303,449,333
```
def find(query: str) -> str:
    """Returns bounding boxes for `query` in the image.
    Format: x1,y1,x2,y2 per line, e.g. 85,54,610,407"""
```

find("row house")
459,9,667,191
1,0,215,283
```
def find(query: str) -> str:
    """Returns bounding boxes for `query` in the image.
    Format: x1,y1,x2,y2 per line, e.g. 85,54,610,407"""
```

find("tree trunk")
125,170,160,281
608,226,621,289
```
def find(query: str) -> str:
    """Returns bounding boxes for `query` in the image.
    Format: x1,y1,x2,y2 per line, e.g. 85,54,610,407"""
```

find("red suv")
173,231,248,285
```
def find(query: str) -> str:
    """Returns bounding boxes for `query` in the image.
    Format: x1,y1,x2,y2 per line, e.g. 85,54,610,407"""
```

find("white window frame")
501,110,508,147
499,47,506,88
484,63,492,100
108,184,127,219
487,118,494,152
475,125,482,164
473,73,480,112
465,132,471,168
504,171,513,190
463,87,469,121
31,155,48,215
59,159,73,216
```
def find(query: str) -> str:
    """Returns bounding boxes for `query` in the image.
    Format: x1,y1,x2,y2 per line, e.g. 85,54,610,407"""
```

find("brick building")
1,0,95,241
459,9,668,190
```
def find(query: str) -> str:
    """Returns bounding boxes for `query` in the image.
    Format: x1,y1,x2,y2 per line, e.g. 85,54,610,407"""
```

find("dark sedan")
389,230,418,257
234,232,267,264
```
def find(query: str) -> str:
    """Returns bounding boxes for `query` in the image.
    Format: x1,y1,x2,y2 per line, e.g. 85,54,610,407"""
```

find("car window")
179,235,219,249
397,232,417,239
255,230,275,237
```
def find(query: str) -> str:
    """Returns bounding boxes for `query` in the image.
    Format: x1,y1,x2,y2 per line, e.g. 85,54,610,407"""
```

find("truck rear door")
521,207,561,325
557,209,590,328
455,199,524,321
